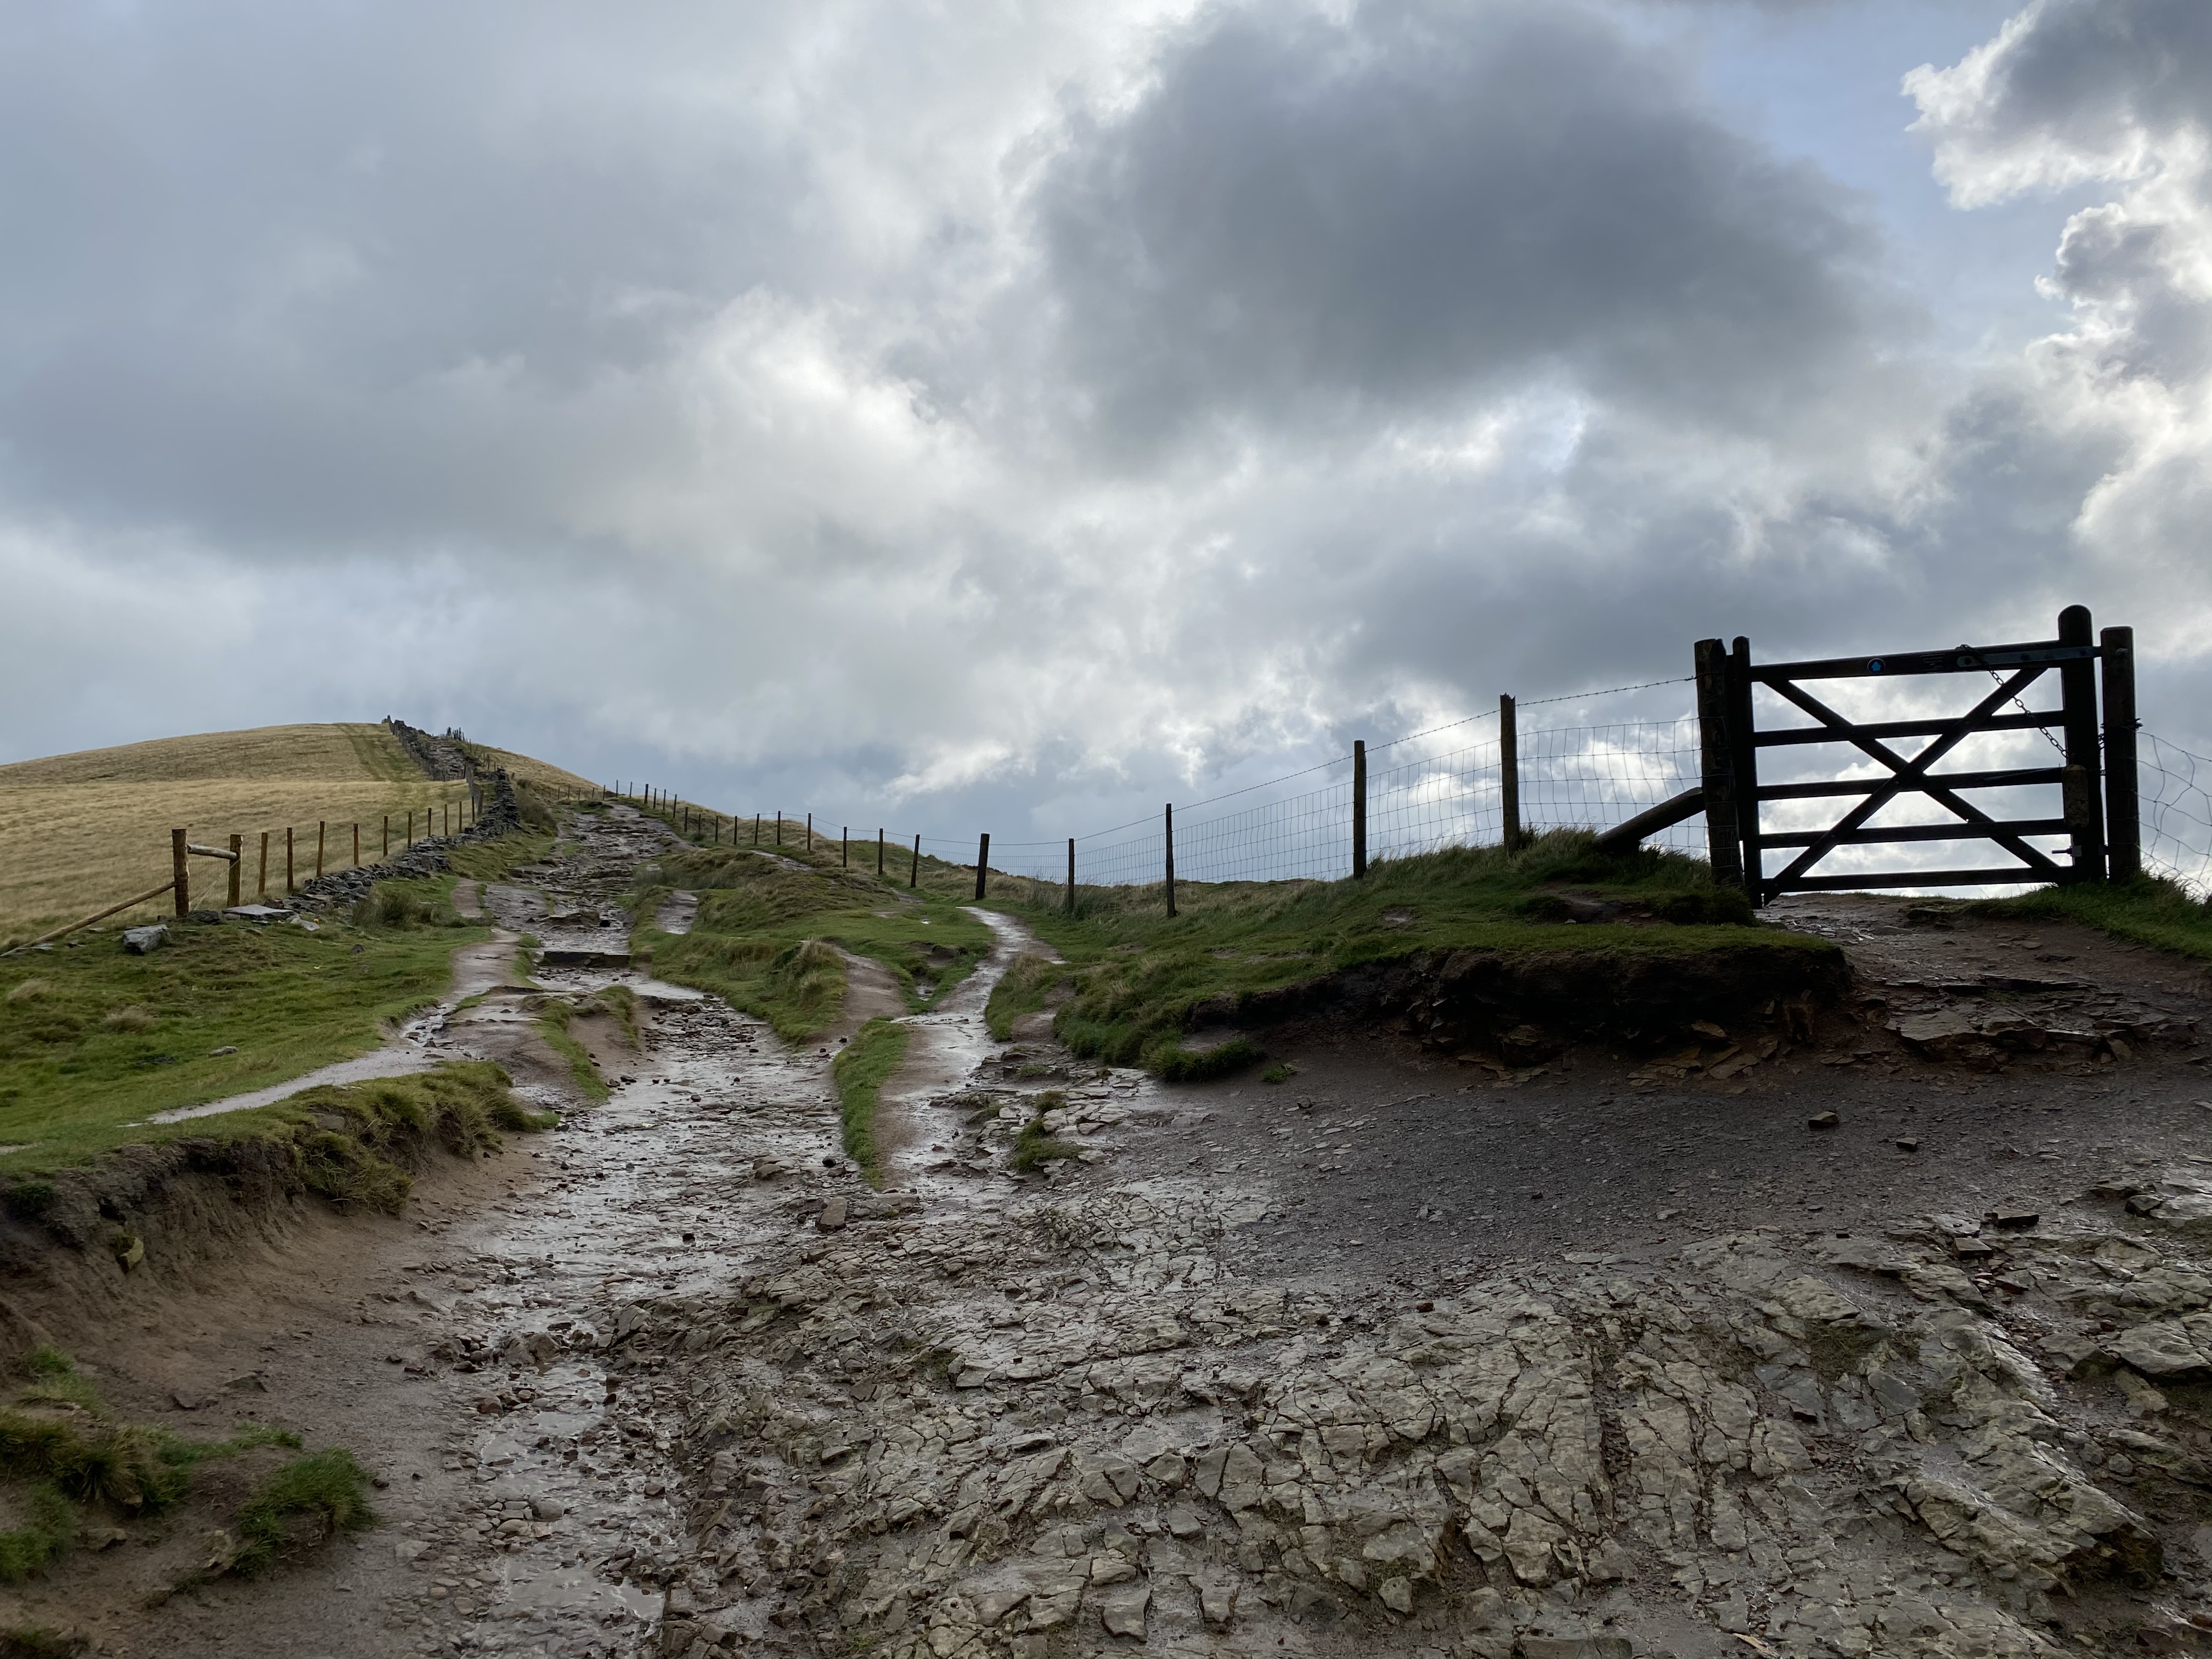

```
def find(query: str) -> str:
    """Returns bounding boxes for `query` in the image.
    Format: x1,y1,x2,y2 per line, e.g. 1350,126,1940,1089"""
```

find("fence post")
1726,637,1762,901
228,834,242,908
842,827,849,868
317,821,326,878
172,828,189,917
2101,624,2140,883
353,823,360,867
1164,804,1177,917
1066,837,1076,915
1694,639,1746,889
258,832,269,899
807,812,814,850
382,815,389,858
286,827,296,894
754,814,761,845
776,812,783,847
911,833,921,888
1352,740,1368,878
1499,695,1521,851
878,828,885,877
2058,605,2104,881
975,833,990,901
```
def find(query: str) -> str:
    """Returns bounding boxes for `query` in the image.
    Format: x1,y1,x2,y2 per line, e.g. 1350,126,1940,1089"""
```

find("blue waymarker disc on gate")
1867,658,1884,673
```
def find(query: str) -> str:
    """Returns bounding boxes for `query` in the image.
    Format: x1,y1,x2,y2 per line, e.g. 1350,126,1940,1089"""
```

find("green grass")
967,831,1813,1070
0,909,483,1170
1970,876,2212,960
0,1623,84,1658
535,1001,608,1103
0,1345,310,1585
222,1446,377,1577
628,840,993,1041
1011,1092,1080,1173
832,1018,910,1181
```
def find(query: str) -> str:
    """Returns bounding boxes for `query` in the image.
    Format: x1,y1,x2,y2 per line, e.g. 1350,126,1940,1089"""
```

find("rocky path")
26,814,2212,1659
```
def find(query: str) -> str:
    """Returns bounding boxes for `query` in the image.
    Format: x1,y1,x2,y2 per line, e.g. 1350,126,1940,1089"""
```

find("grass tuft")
535,1002,608,1103
1970,876,2212,961
0,1487,72,1585
1148,1036,1265,1082
984,952,1060,1041
223,1447,377,1578
832,1019,910,1182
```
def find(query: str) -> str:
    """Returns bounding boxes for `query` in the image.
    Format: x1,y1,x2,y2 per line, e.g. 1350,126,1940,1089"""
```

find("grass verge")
1970,876,2212,961
630,839,992,1040
535,1002,609,1103
970,832,1815,1070
0,894,496,1169
832,1019,909,1181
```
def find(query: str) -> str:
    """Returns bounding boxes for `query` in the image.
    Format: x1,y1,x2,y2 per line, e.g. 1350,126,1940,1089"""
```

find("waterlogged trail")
37,803,2212,1659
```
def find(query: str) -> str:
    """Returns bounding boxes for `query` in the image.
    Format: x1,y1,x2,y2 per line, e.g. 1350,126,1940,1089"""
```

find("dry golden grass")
0,724,483,941
466,742,599,800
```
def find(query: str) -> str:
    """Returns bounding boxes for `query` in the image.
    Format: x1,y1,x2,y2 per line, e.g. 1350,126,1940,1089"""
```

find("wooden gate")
1691,606,2140,904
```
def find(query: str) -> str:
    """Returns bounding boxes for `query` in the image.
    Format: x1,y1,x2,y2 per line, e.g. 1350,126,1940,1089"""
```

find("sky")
4,0,2210,856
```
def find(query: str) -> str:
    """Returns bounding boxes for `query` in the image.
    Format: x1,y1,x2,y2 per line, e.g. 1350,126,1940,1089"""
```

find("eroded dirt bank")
12,815,2212,1659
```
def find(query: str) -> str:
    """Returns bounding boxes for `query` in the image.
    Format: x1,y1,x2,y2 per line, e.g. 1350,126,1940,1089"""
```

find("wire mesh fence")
613,679,2212,903
2143,732,2212,897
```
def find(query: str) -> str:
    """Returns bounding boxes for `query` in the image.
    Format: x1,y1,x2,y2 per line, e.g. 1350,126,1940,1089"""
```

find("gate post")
2057,605,2104,882
1728,638,1763,902
1694,639,1743,889
2101,625,2140,882
975,833,989,901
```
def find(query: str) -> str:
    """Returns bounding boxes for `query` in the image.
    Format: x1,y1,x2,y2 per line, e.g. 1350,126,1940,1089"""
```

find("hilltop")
0,721,596,937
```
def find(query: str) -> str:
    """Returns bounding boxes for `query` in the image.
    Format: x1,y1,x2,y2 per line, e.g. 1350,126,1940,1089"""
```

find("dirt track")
15,810,2212,1659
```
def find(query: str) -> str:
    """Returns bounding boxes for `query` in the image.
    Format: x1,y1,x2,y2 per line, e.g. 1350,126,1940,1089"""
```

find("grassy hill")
0,722,593,941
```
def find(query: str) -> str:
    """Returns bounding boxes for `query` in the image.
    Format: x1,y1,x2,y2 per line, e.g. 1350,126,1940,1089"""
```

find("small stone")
1516,1639,1632,1659
1378,1576,1413,1614
1090,1555,1138,1585
208,1045,238,1057
1164,1506,1204,1539
1987,1203,2040,1231
1894,1137,1919,1152
120,925,168,954
1808,1111,1841,1130
394,1538,427,1562
817,1197,849,1232
531,1497,565,1520
1098,1582,1149,1638
1199,1578,1238,1628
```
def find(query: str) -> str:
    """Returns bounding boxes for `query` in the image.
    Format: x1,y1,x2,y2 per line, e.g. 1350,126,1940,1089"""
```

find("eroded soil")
14,823,2212,1659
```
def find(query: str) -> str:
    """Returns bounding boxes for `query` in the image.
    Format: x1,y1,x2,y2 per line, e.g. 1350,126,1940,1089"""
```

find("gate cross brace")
1763,665,2066,889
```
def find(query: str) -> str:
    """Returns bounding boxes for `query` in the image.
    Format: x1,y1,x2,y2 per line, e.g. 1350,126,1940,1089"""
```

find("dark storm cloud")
1036,0,1897,450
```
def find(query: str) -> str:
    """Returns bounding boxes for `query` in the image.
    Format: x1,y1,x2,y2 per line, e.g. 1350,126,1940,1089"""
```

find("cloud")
1035,0,1904,454
1908,0,2212,666
3,0,2209,850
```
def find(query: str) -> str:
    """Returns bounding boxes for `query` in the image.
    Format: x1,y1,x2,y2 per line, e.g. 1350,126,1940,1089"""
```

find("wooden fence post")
1164,804,1176,918
286,827,295,894
975,833,990,901
877,829,885,877
754,814,761,845
172,828,190,918
842,827,849,868
1352,740,1368,878
2058,605,2104,881
228,834,242,908
2101,624,2140,882
316,821,326,878
1499,695,1521,851
807,812,814,850
382,815,389,858
1066,837,1076,915
353,824,360,866
258,832,269,898
1726,637,1762,900
1694,639,1745,889
776,812,783,847
911,833,921,889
